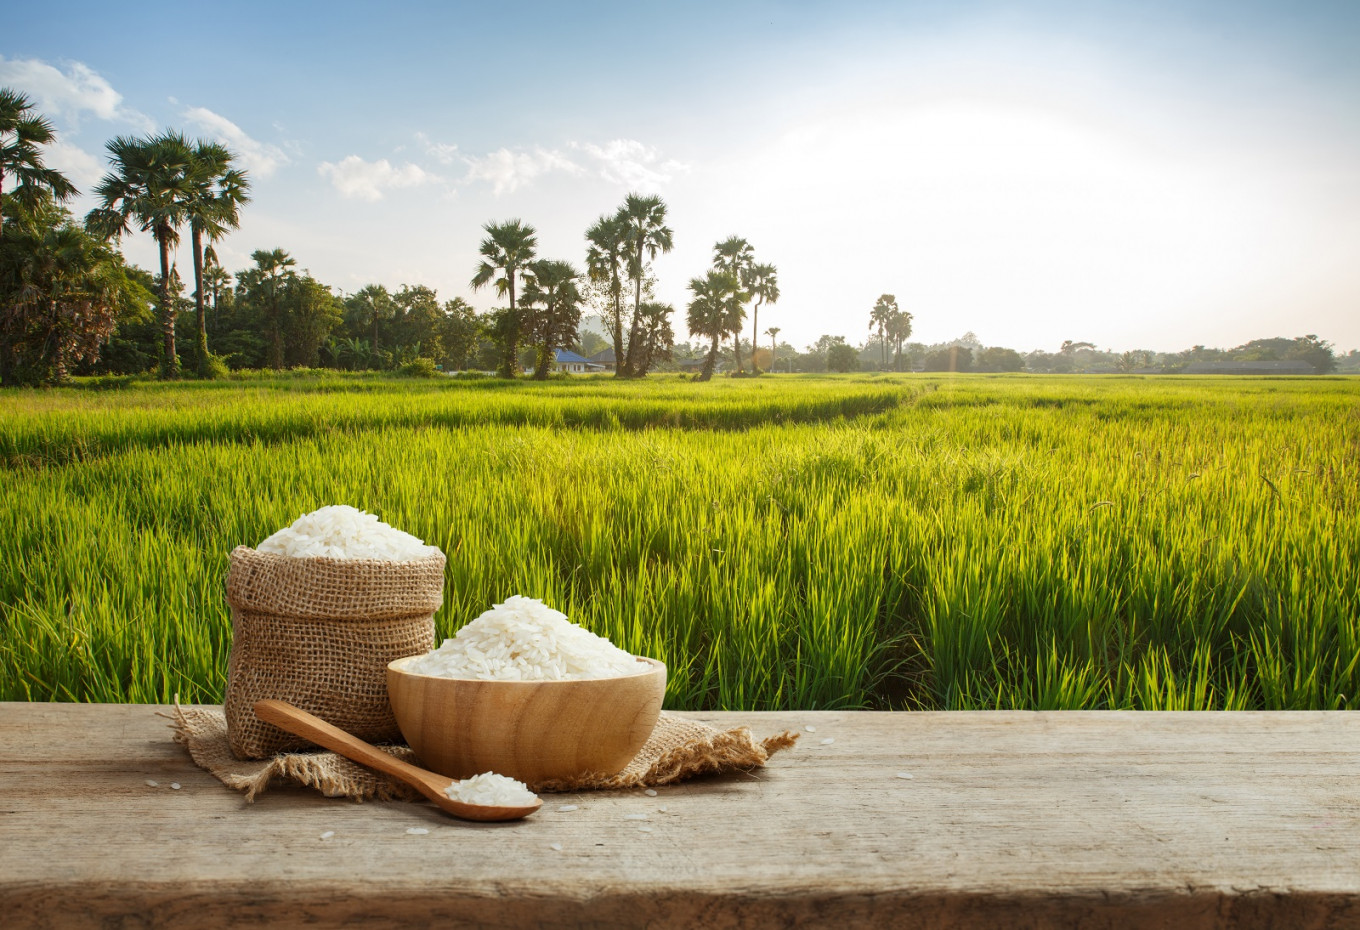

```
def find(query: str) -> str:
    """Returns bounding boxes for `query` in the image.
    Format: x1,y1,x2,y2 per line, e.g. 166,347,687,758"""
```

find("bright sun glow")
702,99,1295,350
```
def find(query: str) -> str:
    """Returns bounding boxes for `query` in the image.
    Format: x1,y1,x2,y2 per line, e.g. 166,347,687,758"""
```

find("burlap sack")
172,705,798,800
224,546,446,759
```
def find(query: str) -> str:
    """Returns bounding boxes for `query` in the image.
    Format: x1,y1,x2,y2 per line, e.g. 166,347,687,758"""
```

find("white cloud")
416,132,460,165
573,139,689,190
0,56,151,130
462,147,582,195
42,139,106,190
317,155,432,201
447,138,685,195
182,106,290,178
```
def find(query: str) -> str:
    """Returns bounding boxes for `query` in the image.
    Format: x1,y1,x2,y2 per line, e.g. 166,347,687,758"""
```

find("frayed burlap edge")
170,705,423,802
169,705,797,801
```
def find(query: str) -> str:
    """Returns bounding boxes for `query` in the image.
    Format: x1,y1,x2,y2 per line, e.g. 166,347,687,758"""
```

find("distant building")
1183,360,1316,375
553,349,605,374
677,358,724,374
588,347,617,372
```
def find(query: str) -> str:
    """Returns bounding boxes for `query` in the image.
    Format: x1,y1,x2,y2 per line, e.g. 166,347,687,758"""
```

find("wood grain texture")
387,656,666,783
2,704,1359,929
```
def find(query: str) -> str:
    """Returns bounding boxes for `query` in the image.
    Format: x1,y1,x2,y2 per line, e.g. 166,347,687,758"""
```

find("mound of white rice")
256,505,440,561
404,595,642,680
445,772,538,807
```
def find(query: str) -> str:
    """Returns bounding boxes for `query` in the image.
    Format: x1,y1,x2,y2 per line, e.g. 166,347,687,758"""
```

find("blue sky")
5,0,1358,352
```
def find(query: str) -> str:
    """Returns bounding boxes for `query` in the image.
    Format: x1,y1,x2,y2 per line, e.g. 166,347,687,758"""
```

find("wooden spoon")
253,699,542,822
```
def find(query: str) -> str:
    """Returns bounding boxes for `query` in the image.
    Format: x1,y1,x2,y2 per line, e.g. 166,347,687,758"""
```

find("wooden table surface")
2,703,1359,929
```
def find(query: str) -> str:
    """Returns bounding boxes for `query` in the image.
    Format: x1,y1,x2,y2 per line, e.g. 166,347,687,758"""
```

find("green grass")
2,372,1357,711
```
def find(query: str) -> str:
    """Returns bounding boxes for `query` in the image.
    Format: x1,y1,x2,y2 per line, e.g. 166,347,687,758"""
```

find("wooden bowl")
386,656,667,784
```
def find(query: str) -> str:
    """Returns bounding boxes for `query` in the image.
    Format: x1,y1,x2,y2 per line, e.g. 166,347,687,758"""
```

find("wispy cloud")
42,139,106,189
317,155,433,201
0,56,152,130
418,136,687,195
183,106,290,178
462,147,582,195
416,132,461,165
572,139,689,191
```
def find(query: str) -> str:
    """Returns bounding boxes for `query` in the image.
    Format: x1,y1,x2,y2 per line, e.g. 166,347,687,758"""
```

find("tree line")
3,88,1346,385
1,88,807,386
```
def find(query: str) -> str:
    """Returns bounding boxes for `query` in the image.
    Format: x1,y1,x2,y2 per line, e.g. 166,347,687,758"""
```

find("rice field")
2,372,1357,711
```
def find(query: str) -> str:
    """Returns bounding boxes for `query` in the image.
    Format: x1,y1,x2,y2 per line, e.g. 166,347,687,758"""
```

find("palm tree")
470,219,537,377
743,262,779,373
521,259,583,380
2,204,143,383
869,294,899,370
711,237,754,372
347,284,395,365
584,213,628,378
0,88,78,243
886,307,913,370
766,326,781,372
630,301,676,377
237,248,296,369
618,194,673,378
184,140,250,377
201,260,231,338
685,270,742,382
86,131,194,378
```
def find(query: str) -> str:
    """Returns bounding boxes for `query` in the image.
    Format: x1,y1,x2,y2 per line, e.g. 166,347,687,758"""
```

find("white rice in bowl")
446,772,538,807
403,595,643,681
256,505,440,561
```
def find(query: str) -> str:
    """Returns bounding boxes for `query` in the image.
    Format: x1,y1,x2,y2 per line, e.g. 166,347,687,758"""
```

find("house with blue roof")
553,349,605,373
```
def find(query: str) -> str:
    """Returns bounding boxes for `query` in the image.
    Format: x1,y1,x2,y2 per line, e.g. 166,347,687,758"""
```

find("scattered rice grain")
895,772,914,780
644,789,658,797
406,827,430,835
145,780,159,788
805,725,816,733
549,843,564,851
637,825,654,833
623,814,649,821
170,782,182,789
820,738,834,745
557,804,579,812
320,831,335,839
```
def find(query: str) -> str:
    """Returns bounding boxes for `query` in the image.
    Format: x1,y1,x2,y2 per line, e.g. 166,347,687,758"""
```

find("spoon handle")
253,699,442,798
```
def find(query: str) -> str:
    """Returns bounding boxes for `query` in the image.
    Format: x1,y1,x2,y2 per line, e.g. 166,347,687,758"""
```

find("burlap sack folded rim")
224,546,446,760
172,705,798,801
225,546,447,621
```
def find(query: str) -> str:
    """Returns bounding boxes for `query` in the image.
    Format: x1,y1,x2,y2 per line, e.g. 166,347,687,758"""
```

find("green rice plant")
2,372,1357,710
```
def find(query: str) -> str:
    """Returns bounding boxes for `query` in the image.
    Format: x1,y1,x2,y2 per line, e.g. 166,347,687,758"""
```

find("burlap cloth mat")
172,705,797,801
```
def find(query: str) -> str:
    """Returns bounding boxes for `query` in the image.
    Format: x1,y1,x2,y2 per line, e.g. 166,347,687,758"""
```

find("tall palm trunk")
498,273,521,378
47,300,69,382
533,343,552,380
156,226,179,378
610,279,624,378
733,333,744,375
880,327,887,369
191,227,209,378
697,335,720,382
750,298,762,374
623,271,644,378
